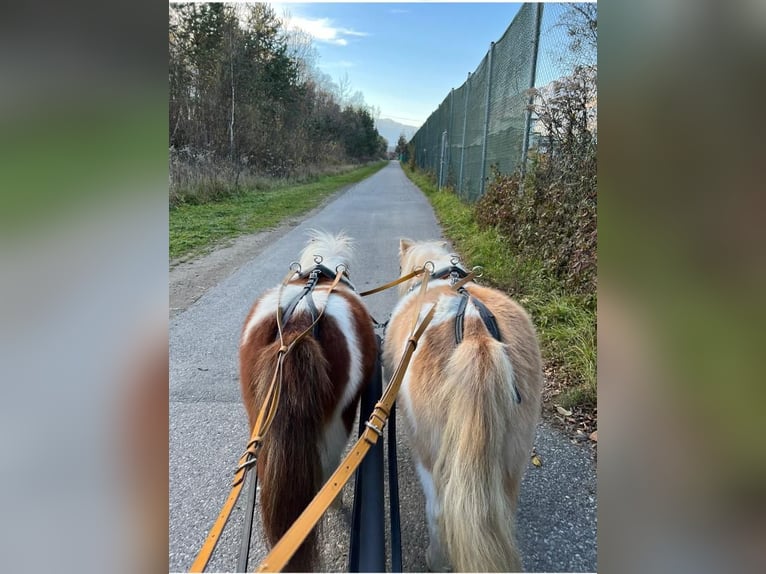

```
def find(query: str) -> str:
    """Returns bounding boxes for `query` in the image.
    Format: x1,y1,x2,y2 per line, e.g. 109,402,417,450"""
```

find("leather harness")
423,265,503,346
280,265,355,338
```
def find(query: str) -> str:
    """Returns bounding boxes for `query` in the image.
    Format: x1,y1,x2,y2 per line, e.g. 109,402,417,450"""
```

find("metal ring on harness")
450,254,461,266
335,263,348,276
423,260,435,274
313,254,324,265
471,265,484,278
289,261,302,274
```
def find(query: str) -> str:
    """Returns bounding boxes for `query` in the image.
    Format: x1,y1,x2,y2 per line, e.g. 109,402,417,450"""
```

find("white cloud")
285,16,369,47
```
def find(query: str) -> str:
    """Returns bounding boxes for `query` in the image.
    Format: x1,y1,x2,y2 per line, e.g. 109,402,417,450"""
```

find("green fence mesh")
410,3,596,201
410,3,542,201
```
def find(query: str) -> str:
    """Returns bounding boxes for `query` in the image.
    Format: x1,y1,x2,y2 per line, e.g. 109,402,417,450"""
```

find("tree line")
169,3,386,199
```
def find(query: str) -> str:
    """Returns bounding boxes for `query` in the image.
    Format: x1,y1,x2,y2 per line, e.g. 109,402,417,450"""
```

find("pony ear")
399,238,414,255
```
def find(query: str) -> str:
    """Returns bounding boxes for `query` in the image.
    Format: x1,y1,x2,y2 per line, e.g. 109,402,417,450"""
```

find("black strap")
430,265,469,281
454,290,470,344
470,296,502,342
305,291,320,338
280,268,322,327
236,468,259,571
300,264,356,290
452,291,520,403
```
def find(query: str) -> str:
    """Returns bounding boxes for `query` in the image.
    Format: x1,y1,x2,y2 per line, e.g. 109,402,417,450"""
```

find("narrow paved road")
169,161,597,572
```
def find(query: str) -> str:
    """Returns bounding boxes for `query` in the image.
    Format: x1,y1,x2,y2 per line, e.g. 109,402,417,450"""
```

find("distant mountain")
375,118,420,152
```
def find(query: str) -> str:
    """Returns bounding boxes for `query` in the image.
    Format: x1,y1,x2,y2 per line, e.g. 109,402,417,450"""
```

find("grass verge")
403,166,596,419
170,161,387,260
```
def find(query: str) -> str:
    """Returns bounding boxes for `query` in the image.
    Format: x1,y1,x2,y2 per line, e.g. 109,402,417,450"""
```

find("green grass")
170,161,387,260
403,166,596,411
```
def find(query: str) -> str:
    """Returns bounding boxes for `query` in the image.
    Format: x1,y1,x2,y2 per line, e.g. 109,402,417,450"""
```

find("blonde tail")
434,337,522,572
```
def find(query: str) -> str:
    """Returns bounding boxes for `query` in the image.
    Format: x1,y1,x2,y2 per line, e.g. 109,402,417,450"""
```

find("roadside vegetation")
403,168,596,422
170,161,386,260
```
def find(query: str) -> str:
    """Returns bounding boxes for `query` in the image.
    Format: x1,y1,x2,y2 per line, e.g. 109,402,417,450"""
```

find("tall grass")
170,161,387,260
169,150,360,207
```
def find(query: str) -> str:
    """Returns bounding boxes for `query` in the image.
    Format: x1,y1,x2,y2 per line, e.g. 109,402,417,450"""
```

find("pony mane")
398,239,465,293
299,229,354,274
400,239,456,274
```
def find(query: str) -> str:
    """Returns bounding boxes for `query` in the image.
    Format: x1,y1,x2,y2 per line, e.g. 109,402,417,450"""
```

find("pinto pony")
239,230,377,571
383,239,544,572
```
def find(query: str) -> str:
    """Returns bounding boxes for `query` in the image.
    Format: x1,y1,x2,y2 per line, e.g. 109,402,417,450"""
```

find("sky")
271,2,531,128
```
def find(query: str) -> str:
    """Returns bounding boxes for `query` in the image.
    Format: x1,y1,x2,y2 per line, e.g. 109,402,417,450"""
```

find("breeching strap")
254,271,477,573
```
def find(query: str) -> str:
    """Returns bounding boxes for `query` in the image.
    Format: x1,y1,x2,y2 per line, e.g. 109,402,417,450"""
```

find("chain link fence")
409,3,597,202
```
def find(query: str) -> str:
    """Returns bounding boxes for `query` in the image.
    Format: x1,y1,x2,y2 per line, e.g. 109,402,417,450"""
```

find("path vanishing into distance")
169,161,597,572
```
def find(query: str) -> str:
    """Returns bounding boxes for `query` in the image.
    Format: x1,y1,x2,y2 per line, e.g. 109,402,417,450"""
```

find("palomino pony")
383,239,543,572
239,230,377,571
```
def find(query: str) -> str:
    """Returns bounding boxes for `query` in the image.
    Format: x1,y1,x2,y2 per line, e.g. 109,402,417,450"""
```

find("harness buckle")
364,420,384,438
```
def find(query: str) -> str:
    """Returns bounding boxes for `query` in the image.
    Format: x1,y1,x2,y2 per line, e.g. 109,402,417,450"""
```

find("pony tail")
434,337,522,572
249,334,335,572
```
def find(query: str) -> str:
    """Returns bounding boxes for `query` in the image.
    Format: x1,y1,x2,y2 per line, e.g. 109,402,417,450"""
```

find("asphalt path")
169,161,597,572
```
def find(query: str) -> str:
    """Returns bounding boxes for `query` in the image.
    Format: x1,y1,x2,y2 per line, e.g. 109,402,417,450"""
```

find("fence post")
447,88,454,186
519,2,543,196
458,72,471,196
479,42,495,198
438,130,447,190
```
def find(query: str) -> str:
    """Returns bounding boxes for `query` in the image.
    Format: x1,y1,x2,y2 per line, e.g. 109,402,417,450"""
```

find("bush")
475,64,597,295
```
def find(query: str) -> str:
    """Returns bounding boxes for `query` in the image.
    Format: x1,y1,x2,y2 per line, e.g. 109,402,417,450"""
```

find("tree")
169,1,386,200
395,133,408,156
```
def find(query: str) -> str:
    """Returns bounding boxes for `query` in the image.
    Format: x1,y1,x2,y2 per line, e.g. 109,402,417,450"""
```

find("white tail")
434,336,522,572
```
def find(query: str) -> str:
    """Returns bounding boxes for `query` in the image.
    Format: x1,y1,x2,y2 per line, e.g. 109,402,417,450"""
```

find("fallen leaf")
589,430,598,442
556,405,573,417
531,454,542,467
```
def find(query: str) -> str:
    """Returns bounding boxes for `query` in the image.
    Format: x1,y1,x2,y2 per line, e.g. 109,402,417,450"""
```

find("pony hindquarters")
240,322,335,572
388,291,542,573
239,287,376,571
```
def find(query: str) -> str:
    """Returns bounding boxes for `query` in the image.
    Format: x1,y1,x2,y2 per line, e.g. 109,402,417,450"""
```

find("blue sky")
273,2,530,127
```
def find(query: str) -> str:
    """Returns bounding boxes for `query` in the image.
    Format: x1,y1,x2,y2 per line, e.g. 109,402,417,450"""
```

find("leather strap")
254,272,475,573
454,289,469,344
189,268,345,573
470,295,502,343
358,268,425,297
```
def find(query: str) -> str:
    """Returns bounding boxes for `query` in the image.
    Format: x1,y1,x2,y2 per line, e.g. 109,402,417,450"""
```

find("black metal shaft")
237,469,258,572
388,402,402,572
349,337,385,572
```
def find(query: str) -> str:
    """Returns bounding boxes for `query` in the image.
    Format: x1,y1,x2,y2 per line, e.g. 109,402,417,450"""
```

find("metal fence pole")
438,130,447,190
479,42,495,198
519,2,543,196
458,72,471,196
447,88,454,186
